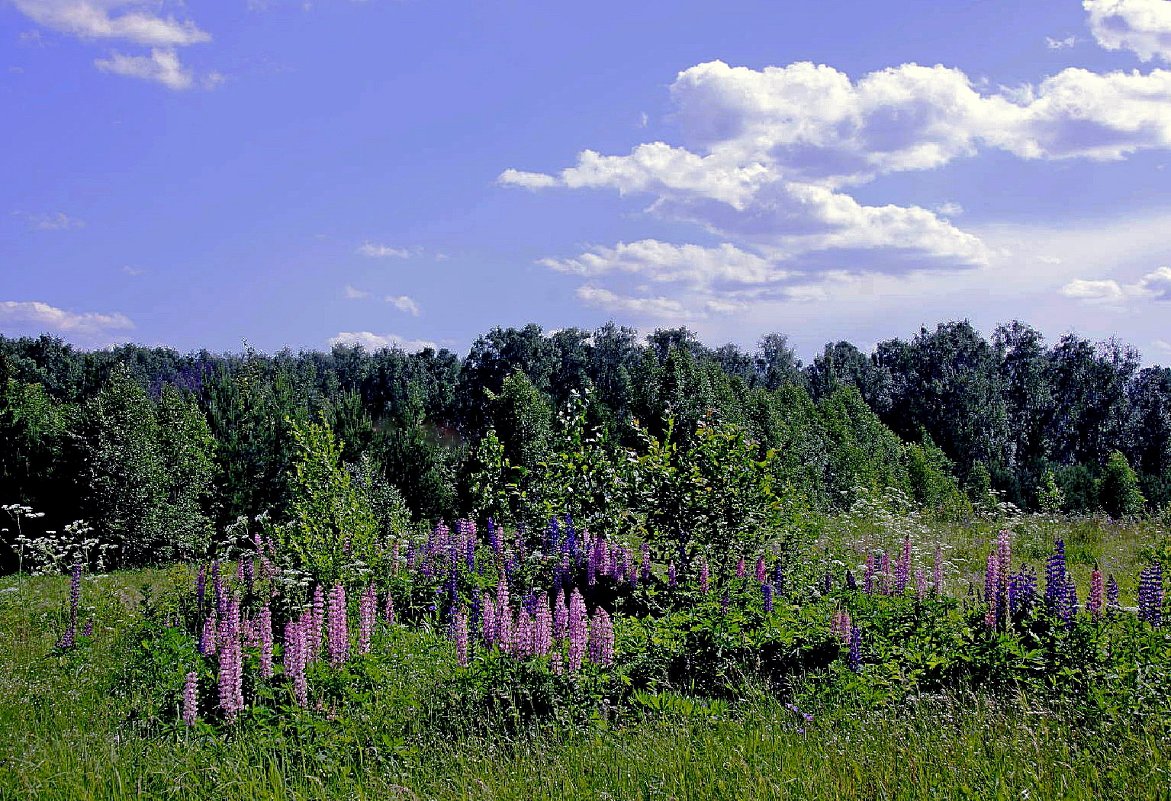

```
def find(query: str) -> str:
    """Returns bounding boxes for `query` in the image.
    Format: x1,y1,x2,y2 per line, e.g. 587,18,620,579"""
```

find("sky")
2,0,1171,363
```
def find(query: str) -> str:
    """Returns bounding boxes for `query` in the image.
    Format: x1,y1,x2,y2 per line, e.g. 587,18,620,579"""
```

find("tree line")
1,319,1166,569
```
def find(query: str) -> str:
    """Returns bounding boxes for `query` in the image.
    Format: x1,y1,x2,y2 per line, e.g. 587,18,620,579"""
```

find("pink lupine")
217,597,243,721
481,593,497,645
533,593,553,657
699,559,710,595
199,613,218,656
588,607,614,667
494,580,513,650
183,671,198,727
327,584,349,667
914,568,926,599
553,589,568,640
453,610,469,667
358,584,377,655
283,617,308,707
736,556,747,579
383,591,396,626
258,603,274,679
1087,568,1104,619
567,589,588,672
514,609,533,657
755,556,767,585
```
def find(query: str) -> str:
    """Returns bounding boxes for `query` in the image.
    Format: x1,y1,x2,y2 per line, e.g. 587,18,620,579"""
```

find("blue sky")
3,0,1171,362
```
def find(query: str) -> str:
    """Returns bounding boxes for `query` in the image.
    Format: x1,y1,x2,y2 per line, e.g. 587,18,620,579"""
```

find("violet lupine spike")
736,556,747,579
183,672,198,727
774,560,784,592
1045,539,1068,612
567,589,588,673
932,544,943,595
358,585,377,656
607,546,619,580
640,543,652,583
1087,569,1104,620
615,548,627,585
755,556,767,585
762,582,774,613
588,607,614,667
515,609,534,658
235,559,246,585
496,599,515,654
848,626,862,672
845,569,857,592
481,593,497,645
217,598,243,721
82,619,93,638
283,618,308,708
720,592,731,615
1062,580,1078,626
533,593,553,657
1138,563,1164,627
199,613,217,656
914,568,926,599
327,584,349,667
587,536,600,586
383,592,396,626
1106,574,1120,611
667,561,677,589
879,552,891,595
699,559,711,595
258,603,274,679
898,535,912,594
1008,568,1037,615
195,565,207,613
553,589,569,641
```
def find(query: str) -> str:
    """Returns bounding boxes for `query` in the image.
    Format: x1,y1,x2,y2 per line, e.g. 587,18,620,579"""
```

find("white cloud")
497,168,558,190
357,242,411,258
575,286,689,318
1047,35,1078,50
501,56,1171,323
935,202,964,217
12,0,210,47
14,210,85,230
0,300,134,336
1085,0,1171,63
1061,277,1127,302
328,331,436,352
386,294,421,316
343,284,370,300
95,48,192,90
13,1,217,89
1153,338,1171,353
1136,264,1171,298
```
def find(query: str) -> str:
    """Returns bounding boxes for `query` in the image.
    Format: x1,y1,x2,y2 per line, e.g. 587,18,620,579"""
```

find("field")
2,512,1170,801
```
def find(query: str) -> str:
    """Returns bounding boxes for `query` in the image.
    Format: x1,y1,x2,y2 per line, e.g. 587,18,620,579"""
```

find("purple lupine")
720,592,731,615
845,569,857,591
879,552,891,595
327,584,349,667
283,617,308,708
217,598,243,721
258,603,274,679
914,568,926,599
514,609,533,658
1107,574,1120,611
822,569,833,595
736,556,747,579
199,613,218,656
383,591,396,626
488,518,502,561
82,619,93,637
235,559,246,585
588,607,614,667
762,582,774,613
932,544,944,595
1008,568,1037,615
1138,563,1164,626
615,547,627,585
668,561,677,588
895,536,911,594
755,556,767,585
1087,569,1104,620
212,561,226,617
567,589,588,673
183,671,198,727
195,565,207,613
481,593,496,645
533,593,553,657
1045,539,1068,612
699,559,711,595
864,553,876,595
831,609,853,642
494,579,511,644
587,536,601,586
553,589,569,641
1062,580,1078,626
848,626,862,672
774,560,784,593
358,585,377,655
453,610,469,667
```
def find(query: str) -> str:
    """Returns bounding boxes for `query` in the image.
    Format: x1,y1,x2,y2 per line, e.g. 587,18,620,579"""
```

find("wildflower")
763,582,774,613
183,672,198,727
553,589,568,641
514,609,533,658
1045,539,1067,612
699,559,710,595
755,556,767,585
327,584,349,667
533,593,553,657
984,552,1000,628
668,561,677,589
567,589,588,672
848,626,862,672
258,603,274,679
1138,563,1164,627
1106,574,1120,611
1087,569,1104,620
217,598,243,721
736,556,747,579
895,535,911,594
914,568,926,599
59,562,81,649
588,607,614,667
283,618,308,708
358,585,377,655
383,591,396,626
310,585,325,661
195,564,207,613
932,544,944,595
199,613,217,656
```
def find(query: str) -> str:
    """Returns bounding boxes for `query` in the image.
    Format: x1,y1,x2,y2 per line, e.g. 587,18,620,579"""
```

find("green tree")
1098,450,1145,518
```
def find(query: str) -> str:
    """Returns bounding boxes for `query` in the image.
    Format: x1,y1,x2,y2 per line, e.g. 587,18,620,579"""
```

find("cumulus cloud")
328,331,436,352
0,300,134,336
575,286,689,318
1047,35,1079,50
357,242,411,258
1136,264,1171,298
1085,0,1171,63
343,284,370,300
13,1,216,89
1061,278,1127,302
498,52,1171,320
386,295,422,316
1061,266,1171,303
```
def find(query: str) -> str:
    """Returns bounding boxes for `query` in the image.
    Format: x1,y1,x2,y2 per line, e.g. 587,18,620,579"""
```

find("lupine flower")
183,672,198,727
640,543,652,584
258,603,274,679
914,568,926,599
494,579,512,647
217,598,243,721
82,619,93,637
283,617,308,708
358,585,377,655
212,561,226,617
488,518,501,558
864,553,876,595
481,593,496,645
59,562,81,649
1087,569,1104,620
588,607,614,667
848,626,862,672
199,613,217,656
822,570,833,595
587,536,601,586
1106,574,1120,611
453,610,469,667
533,593,553,657
762,582,774,613
668,561,677,588
553,589,568,640
1045,539,1067,612
736,556,747,579
567,589,588,672
1008,567,1037,615
514,609,533,658
755,556,767,585
195,565,207,613
383,591,396,626
831,609,853,642
895,536,911,594
720,592,731,615
1139,563,1164,627
879,552,891,595
774,560,784,592
699,559,710,595
1062,580,1078,626
327,584,349,667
